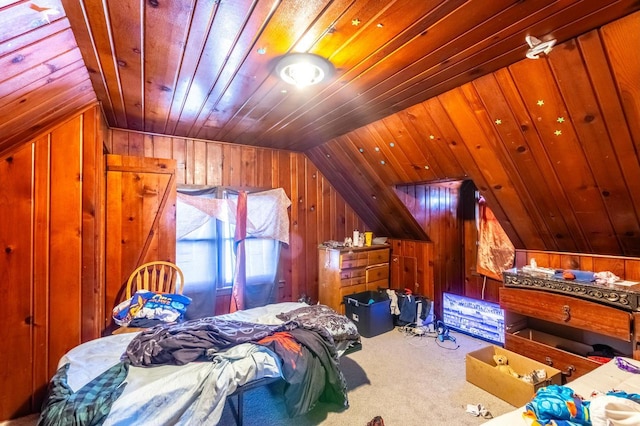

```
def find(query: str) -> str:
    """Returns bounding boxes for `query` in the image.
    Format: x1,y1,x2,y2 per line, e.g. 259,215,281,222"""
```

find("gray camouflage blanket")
123,317,289,366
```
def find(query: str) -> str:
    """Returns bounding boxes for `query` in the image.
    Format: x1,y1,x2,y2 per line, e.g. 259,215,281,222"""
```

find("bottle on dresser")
353,229,360,247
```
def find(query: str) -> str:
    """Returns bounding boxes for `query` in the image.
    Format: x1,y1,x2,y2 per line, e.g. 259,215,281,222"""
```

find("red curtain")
229,191,247,313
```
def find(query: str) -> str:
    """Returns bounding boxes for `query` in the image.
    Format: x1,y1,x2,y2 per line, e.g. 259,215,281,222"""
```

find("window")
217,222,281,288
218,218,235,288
176,187,283,316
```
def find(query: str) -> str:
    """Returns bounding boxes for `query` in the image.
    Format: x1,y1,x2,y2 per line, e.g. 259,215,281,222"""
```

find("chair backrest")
126,261,185,300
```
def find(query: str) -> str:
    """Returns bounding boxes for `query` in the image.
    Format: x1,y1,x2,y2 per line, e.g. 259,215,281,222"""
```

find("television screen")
442,293,505,345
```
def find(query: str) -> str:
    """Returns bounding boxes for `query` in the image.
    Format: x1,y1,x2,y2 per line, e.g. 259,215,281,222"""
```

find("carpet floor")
216,327,516,425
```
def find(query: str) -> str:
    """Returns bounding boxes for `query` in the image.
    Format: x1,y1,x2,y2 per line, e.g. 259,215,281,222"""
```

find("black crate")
343,291,394,337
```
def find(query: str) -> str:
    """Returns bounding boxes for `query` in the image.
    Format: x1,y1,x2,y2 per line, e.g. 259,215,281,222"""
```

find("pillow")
277,304,360,342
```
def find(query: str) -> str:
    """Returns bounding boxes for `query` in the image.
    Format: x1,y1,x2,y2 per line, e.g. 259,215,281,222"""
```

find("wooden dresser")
500,269,640,383
318,245,390,314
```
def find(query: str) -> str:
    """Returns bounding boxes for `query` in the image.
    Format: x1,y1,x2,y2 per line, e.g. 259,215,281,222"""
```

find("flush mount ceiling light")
275,53,334,87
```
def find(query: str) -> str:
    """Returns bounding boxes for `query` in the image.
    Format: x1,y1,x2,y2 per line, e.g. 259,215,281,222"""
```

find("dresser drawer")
367,249,390,265
340,283,367,302
340,276,366,287
341,258,368,269
500,287,632,341
367,279,389,291
366,265,389,282
340,269,366,280
505,331,601,382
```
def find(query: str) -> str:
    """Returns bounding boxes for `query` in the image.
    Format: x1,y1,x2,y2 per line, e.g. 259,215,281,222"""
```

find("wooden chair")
113,261,185,334
125,261,184,299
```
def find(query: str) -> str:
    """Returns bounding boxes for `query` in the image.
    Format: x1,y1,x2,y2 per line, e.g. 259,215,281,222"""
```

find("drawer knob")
545,356,575,377
562,305,571,322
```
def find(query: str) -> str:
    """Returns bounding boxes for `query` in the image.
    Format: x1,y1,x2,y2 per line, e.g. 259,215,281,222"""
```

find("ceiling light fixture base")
525,35,556,59
275,53,334,87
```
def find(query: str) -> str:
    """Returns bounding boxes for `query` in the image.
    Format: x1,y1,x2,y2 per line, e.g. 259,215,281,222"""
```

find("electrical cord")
397,323,431,346
397,320,460,349
434,333,460,350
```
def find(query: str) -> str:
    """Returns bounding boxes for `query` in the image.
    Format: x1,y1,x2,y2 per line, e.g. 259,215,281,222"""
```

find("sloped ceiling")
3,0,639,155
307,11,640,257
1,1,639,257
0,0,96,155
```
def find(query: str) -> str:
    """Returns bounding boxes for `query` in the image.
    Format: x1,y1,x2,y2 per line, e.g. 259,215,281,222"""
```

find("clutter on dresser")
319,239,344,249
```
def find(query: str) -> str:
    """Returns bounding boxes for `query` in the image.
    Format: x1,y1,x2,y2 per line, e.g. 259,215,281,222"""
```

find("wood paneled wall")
387,238,435,312
394,180,508,306
395,181,464,306
105,155,178,329
106,129,367,310
0,104,105,419
514,250,640,281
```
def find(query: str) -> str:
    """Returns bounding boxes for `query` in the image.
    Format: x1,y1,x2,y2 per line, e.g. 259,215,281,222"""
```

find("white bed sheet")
58,302,308,425
483,357,640,425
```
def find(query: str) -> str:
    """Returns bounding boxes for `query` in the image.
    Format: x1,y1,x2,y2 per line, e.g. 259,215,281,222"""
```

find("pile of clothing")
524,384,640,426
385,289,434,326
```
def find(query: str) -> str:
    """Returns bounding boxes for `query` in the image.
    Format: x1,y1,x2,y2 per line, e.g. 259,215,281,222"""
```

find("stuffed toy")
521,369,547,384
493,354,520,378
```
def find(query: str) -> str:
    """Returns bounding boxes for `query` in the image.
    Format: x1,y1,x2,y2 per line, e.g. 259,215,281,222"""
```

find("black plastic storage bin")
343,290,394,337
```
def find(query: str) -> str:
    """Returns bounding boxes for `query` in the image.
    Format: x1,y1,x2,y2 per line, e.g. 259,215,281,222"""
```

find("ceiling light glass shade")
275,53,334,87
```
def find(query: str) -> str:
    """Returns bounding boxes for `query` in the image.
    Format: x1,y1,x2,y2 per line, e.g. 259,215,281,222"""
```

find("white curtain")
176,188,292,244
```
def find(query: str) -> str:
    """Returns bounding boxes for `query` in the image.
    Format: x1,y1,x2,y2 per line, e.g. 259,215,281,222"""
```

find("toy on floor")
493,354,521,378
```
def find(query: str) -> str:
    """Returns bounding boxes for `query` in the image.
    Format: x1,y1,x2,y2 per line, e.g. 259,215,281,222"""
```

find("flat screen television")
442,293,505,345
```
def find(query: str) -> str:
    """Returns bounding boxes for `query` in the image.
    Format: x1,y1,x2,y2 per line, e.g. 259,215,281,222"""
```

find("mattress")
483,357,640,425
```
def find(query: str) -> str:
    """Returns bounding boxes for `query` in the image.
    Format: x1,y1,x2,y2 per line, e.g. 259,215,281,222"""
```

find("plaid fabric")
38,362,129,426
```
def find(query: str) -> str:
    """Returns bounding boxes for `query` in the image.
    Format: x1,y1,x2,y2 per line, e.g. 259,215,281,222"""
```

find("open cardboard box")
466,345,562,407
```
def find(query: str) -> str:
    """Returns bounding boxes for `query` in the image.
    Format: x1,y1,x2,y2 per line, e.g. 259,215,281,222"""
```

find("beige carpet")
217,328,516,425
4,328,517,426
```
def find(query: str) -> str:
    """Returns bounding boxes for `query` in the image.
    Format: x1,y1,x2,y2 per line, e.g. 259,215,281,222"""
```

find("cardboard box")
343,291,394,337
466,345,562,407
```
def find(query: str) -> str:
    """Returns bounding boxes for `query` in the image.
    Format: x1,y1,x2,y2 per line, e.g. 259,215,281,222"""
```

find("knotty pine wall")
106,128,367,313
514,250,640,280
0,104,106,419
0,105,367,419
394,180,510,305
395,181,464,301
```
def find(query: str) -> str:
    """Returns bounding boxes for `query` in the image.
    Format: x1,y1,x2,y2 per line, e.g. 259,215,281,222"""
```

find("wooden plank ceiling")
1,1,639,256
308,11,640,256
0,0,95,155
